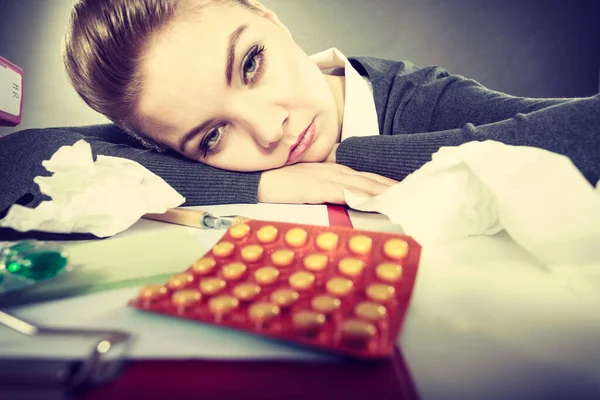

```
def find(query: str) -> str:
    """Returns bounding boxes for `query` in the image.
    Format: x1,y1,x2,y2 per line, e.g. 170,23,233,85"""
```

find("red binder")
84,348,419,400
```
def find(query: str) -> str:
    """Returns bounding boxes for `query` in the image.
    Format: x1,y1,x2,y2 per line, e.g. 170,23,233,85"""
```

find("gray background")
1,0,599,136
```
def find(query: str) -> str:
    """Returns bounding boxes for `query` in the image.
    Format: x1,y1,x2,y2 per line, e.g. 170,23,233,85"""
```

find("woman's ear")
246,0,292,37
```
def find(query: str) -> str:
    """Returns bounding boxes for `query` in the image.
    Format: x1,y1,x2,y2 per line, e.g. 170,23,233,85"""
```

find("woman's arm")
411,65,578,133
336,94,600,185
0,124,396,214
353,57,580,135
0,125,261,213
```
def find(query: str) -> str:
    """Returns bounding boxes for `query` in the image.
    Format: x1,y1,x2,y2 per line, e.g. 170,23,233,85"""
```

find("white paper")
0,204,332,361
0,63,22,116
346,141,600,266
400,232,600,400
0,140,185,237
0,287,329,361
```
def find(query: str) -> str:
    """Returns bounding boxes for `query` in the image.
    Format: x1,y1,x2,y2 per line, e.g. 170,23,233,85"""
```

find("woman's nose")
254,125,284,148
246,109,288,149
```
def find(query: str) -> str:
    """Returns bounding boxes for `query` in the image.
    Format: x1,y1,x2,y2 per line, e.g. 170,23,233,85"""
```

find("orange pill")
209,295,239,319
270,288,300,307
365,284,396,303
254,266,280,285
138,284,167,305
338,257,365,277
240,244,264,262
232,283,261,301
229,223,251,239
199,277,226,295
303,253,328,272
271,249,295,267
355,302,388,322
311,295,341,314
383,238,409,260
285,228,308,247
316,232,339,251
249,302,280,323
221,262,247,281
256,225,278,243
167,272,194,290
348,235,373,255
212,242,235,258
171,289,202,311
293,311,326,335
326,277,354,296
341,319,377,347
191,257,217,275
289,271,315,290
376,262,403,282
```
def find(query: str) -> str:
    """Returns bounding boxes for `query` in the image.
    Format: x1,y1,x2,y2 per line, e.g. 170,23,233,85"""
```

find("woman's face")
137,2,342,171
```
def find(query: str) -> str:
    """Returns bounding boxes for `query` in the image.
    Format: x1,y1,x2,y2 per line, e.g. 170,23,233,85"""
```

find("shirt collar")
310,48,379,141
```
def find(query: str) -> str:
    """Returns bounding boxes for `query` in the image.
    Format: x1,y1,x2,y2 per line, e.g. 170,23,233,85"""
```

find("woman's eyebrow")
178,25,248,152
178,119,214,152
226,25,248,86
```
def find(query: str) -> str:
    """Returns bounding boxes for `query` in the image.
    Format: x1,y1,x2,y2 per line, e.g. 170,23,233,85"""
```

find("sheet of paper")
400,231,600,400
347,209,404,234
5,227,206,304
0,204,332,361
0,286,330,361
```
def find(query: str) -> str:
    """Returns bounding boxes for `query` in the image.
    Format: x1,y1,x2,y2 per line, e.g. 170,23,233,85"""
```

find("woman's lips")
286,119,316,165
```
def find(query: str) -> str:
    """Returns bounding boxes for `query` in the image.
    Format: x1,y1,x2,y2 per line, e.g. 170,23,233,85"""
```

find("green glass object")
1,241,68,281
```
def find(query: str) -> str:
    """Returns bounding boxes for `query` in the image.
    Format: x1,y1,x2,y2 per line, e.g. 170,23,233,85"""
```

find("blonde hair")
62,0,260,150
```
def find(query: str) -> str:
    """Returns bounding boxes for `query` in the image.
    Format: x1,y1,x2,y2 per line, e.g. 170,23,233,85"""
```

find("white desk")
2,204,599,399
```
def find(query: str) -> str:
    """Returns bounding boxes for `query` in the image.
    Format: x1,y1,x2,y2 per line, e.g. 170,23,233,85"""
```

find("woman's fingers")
354,171,398,186
258,162,397,204
342,174,392,197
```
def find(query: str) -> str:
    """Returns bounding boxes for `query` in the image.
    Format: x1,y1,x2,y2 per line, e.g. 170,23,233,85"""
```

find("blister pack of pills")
130,220,421,358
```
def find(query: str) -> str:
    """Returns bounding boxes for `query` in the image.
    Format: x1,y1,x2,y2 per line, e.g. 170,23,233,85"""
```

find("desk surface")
1,204,599,399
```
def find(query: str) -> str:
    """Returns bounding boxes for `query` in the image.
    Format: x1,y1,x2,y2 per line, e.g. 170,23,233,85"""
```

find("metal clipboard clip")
0,309,131,396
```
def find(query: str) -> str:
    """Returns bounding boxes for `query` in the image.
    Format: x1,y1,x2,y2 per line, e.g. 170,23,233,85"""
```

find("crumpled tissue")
345,140,600,266
0,140,185,237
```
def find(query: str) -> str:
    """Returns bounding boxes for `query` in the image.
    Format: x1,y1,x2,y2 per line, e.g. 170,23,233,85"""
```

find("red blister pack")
130,220,421,359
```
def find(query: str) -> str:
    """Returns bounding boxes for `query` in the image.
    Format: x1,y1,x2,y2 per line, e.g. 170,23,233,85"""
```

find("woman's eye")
242,45,266,86
244,56,257,75
206,129,221,146
198,126,224,157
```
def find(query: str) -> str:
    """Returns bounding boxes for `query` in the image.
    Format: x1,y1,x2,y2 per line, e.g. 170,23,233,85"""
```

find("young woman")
1,0,598,216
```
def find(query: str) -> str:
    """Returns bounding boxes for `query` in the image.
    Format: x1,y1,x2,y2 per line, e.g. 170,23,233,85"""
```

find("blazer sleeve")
336,94,600,186
0,125,261,214
403,65,577,134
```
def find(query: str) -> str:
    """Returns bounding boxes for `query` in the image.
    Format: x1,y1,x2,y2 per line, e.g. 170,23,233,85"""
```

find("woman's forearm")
0,125,262,213
337,94,600,185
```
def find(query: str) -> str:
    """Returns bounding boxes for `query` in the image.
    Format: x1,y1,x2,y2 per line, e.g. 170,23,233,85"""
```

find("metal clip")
0,310,131,389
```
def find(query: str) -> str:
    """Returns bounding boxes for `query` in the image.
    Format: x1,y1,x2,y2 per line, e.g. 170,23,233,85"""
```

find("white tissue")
0,140,185,237
346,140,600,266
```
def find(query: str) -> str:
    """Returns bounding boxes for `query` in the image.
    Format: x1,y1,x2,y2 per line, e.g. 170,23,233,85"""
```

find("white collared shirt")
310,48,379,141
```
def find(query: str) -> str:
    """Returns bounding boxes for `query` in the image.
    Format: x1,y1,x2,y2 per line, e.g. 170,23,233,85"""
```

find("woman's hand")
258,162,397,204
